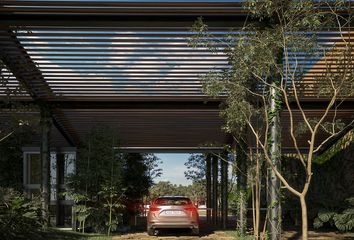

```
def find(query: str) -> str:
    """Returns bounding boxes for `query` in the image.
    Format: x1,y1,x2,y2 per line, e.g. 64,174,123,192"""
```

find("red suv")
147,196,199,236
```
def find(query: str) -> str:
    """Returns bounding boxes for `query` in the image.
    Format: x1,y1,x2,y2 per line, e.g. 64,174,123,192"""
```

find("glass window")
154,197,192,206
28,154,41,184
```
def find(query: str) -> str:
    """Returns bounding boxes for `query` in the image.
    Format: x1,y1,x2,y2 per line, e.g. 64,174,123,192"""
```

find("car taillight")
184,206,196,212
149,206,161,212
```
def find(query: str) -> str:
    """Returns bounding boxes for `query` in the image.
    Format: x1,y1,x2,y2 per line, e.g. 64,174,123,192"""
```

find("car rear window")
154,197,192,206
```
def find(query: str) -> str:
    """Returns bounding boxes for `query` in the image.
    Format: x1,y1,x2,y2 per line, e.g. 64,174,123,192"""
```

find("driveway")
113,230,234,240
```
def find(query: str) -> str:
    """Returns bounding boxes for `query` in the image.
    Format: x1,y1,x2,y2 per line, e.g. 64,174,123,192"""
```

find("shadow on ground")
12,229,110,240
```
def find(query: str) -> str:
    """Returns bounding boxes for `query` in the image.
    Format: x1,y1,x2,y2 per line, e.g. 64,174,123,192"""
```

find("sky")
154,153,193,186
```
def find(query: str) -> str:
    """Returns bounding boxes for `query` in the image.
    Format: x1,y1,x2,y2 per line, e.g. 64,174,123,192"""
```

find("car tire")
191,228,199,236
147,227,154,236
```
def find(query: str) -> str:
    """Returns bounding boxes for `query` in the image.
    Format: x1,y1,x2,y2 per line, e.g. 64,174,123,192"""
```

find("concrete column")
221,153,228,229
40,106,52,227
212,155,218,226
206,154,212,223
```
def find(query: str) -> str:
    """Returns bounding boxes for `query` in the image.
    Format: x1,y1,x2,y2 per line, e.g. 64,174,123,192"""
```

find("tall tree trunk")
300,195,308,240
267,84,282,240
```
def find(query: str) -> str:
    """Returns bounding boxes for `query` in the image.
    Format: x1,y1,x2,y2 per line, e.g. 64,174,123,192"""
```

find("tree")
121,153,152,225
0,123,36,190
185,181,206,205
144,154,163,183
184,153,206,182
66,126,125,234
149,181,176,201
190,1,353,239
149,181,206,205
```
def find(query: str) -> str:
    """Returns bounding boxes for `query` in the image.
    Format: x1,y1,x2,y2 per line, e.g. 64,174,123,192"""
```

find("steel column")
206,154,212,223
40,106,52,227
56,152,65,226
221,153,228,229
212,154,218,226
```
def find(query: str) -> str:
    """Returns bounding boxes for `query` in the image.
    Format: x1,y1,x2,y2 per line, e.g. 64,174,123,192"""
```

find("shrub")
0,187,43,240
314,197,354,231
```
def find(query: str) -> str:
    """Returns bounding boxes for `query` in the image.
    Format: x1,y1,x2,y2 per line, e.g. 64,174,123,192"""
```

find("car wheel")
147,227,154,236
191,228,199,236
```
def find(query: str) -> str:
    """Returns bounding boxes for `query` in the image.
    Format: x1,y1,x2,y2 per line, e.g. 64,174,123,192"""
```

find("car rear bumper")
148,222,199,229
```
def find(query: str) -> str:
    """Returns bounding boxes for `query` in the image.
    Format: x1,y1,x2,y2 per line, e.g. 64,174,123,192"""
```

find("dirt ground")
111,217,354,240
113,230,233,240
113,231,354,240
112,230,354,240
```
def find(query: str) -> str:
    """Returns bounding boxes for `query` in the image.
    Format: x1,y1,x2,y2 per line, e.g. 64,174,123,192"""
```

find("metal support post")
206,154,212,223
221,153,228,229
56,152,65,226
40,106,52,227
212,154,218,226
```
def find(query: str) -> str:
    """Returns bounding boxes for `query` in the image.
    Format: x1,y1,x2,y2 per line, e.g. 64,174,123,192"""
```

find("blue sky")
154,153,192,186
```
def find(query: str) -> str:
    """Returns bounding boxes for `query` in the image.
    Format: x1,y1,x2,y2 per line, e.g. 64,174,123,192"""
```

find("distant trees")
149,181,206,205
144,154,163,183
149,181,179,200
184,154,206,182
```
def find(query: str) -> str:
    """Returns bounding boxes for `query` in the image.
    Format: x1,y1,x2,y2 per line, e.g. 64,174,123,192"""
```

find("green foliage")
314,198,354,231
144,154,162,183
0,187,43,240
122,153,151,202
190,0,352,140
184,153,206,182
66,126,158,233
0,124,36,190
190,2,353,237
149,181,206,205
66,126,125,234
121,153,153,225
314,129,354,164
236,189,248,236
149,181,176,200
282,144,354,227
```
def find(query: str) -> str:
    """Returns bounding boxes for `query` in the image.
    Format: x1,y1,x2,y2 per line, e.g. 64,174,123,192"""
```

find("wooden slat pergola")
1,0,353,151
0,0,353,231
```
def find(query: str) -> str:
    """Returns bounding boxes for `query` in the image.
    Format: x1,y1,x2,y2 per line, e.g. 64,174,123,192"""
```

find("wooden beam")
0,28,80,146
